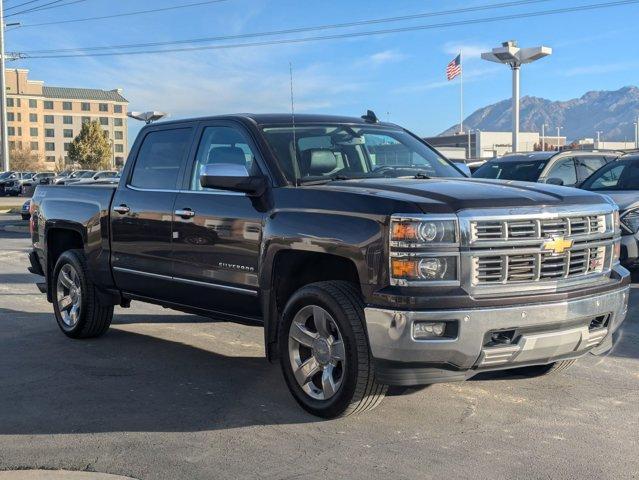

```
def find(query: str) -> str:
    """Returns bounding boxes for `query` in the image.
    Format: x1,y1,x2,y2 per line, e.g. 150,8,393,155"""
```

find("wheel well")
46,228,83,300
272,250,361,314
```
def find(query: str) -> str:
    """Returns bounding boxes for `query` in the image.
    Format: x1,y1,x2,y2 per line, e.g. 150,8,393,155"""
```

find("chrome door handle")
175,208,195,219
113,204,130,214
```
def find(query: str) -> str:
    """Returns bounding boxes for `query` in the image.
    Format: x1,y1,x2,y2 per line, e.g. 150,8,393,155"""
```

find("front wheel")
52,249,114,338
279,281,387,418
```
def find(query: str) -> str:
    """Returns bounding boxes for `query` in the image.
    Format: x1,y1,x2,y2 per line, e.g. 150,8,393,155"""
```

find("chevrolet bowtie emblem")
542,237,573,254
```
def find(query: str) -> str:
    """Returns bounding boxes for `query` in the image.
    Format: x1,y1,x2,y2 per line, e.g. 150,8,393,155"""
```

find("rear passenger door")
170,121,266,319
111,124,194,299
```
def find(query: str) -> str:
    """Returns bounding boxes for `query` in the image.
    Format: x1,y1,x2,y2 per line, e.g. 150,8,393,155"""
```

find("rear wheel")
52,249,113,338
279,281,386,418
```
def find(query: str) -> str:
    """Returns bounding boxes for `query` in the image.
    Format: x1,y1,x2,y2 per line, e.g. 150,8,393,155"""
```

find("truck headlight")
391,256,458,282
391,217,457,245
620,209,639,234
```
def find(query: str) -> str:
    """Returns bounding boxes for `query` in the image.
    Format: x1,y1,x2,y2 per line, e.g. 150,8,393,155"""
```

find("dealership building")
3,68,129,167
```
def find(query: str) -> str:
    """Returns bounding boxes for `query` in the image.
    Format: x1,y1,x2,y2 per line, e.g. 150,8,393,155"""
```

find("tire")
52,249,113,339
509,359,576,377
278,281,387,418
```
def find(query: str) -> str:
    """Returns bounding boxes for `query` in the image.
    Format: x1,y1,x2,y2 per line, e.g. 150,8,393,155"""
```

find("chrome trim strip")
113,266,258,296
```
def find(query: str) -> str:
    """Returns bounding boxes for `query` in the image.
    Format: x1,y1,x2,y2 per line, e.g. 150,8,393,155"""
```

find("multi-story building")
3,68,129,168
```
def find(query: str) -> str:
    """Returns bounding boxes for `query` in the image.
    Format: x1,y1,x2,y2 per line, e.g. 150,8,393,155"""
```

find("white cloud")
442,41,490,61
366,49,408,65
393,66,500,94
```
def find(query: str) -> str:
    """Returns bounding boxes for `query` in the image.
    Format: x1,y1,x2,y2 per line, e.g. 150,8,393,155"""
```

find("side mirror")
200,163,267,196
545,177,564,186
39,178,48,184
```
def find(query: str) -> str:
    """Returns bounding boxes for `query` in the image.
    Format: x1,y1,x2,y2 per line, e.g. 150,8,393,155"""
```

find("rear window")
129,128,192,190
473,159,547,181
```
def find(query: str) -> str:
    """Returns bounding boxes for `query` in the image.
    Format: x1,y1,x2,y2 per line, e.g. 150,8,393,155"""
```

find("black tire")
52,249,113,339
509,359,576,377
279,281,387,418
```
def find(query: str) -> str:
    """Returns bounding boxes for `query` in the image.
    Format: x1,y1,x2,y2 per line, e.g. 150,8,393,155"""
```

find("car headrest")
207,146,247,166
301,149,338,176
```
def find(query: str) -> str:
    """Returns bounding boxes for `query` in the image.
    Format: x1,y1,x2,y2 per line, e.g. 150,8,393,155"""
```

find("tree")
67,120,112,170
9,147,44,171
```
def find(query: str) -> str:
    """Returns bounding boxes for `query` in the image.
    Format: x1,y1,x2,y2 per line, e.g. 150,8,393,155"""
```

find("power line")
21,0,552,53
20,0,639,60
5,0,46,12
14,0,231,27
6,0,88,17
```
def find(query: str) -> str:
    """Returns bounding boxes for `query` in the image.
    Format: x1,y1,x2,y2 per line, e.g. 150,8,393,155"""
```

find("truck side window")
546,158,577,186
577,156,606,180
129,128,192,190
190,126,258,191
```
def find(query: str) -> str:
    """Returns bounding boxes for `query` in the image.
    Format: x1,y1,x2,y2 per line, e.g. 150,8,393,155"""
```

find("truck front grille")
472,246,607,285
471,215,606,242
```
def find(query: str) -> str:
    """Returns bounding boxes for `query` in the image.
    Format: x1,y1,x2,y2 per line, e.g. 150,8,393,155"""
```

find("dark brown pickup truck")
28,113,630,417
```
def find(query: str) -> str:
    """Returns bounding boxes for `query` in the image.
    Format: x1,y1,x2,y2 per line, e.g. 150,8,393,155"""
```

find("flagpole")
460,50,463,134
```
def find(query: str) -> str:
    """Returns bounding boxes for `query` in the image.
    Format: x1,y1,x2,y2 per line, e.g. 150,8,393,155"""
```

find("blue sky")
6,0,639,141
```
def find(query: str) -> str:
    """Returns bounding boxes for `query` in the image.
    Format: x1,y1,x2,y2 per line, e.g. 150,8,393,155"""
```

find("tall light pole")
482,41,552,154
596,130,604,149
541,123,547,151
0,0,10,171
556,126,563,151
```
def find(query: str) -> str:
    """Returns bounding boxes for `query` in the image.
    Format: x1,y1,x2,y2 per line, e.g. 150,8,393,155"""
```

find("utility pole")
541,123,546,151
467,129,471,159
0,0,9,171
556,126,562,151
596,130,603,149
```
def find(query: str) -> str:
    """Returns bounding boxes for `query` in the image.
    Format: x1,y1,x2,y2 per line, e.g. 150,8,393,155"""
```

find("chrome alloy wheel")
56,263,82,328
288,305,346,400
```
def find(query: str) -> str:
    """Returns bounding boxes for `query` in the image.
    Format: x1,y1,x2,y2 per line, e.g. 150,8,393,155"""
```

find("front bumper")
365,282,630,386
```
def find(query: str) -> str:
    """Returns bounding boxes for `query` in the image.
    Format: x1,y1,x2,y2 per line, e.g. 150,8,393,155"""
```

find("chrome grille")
472,246,607,285
471,214,606,242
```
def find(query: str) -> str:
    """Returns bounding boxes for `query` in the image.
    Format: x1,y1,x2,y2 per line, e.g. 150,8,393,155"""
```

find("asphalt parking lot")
0,214,638,480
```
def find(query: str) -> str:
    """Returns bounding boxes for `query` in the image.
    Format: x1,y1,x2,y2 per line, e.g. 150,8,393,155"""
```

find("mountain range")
440,86,639,142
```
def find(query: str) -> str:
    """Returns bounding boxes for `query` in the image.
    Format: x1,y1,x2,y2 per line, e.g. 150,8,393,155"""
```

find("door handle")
175,208,195,219
113,204,130,214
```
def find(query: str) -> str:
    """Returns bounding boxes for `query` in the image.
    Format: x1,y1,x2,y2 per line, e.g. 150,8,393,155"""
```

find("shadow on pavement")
0,308,317,435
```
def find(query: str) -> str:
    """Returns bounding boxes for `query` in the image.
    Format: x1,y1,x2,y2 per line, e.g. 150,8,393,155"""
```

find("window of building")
114,130,124,140
6,98,14,107
114,105,123,113
30,127,38,137
29,113,38,122
7,112,14,122
114,118,123,127
99,103,108,112
82,116,91,124
45,128,54,138
63,115,73,124
44,115,54,124
30,142,39,151
129,128,192,190
115,143,124,153
44,101,54,110
17,127,22,136
7,127,15,136
9,141,15,149
81,102,91,111
29,99,38,108
99,117,108,126
64,143,71,152
45,142,55,151
63,129,74,138
62,101,72,110
46,156,55,162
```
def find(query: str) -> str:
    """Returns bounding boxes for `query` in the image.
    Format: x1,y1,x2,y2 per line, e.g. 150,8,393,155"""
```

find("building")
3,68,129,168
574,138,636,151
425,130,567,159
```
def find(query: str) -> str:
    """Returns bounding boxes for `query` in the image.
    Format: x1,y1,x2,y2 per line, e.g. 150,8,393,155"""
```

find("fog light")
413,321,446,339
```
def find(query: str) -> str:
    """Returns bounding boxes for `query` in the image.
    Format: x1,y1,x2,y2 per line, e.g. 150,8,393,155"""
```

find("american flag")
446,54,462,81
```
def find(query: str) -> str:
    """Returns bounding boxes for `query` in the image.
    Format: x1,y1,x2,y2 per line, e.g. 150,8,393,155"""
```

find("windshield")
0,172,14,180
261,124,463,183
473,158,548,181
79,171,97,178
581,158,639,191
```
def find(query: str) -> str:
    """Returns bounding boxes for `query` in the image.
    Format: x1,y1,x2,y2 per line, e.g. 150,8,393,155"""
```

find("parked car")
21,199,31,220
0,171,18,196
54,170,91,185
60,170,97,185
20,172,56,196
72,170,119,184
27,113,629,418
580,153,639,268
473,150,619,187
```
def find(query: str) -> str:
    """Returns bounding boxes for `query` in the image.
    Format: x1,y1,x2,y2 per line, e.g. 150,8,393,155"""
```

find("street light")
556,126,563,151
127,111,167,124
481,40,552,153
596,130,604,149
541,123,548,151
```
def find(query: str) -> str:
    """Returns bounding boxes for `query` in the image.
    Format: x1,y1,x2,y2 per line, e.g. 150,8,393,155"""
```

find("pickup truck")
28,113,630,418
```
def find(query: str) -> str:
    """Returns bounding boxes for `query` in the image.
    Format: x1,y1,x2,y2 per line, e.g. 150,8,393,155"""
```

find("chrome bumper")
365,285,629,384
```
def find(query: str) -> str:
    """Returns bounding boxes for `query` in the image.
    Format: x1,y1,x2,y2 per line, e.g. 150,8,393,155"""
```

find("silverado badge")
542,237,573,255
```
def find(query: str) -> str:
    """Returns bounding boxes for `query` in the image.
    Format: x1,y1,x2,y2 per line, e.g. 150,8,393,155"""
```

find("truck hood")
323,177,608,212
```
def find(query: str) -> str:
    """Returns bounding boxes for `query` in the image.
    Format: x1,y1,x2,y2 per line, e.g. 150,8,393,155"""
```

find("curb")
0,471,137,480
